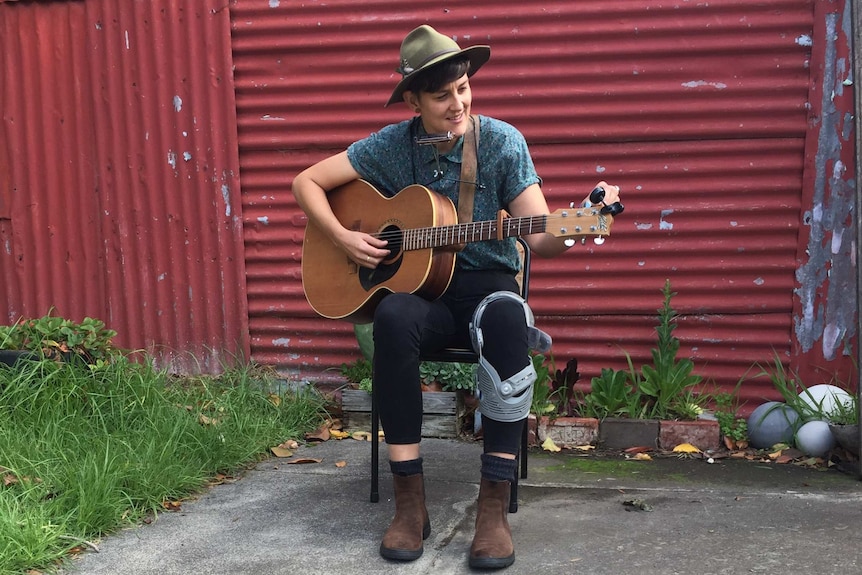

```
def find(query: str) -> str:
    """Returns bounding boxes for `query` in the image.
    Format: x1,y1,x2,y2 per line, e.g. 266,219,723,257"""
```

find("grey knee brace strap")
469,291,552,422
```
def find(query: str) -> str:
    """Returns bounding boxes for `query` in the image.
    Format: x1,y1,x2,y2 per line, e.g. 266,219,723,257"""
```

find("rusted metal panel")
0,0,249,373
232,0,855,397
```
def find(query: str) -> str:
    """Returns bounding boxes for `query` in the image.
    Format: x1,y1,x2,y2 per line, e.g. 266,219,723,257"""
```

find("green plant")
419,361,476,392
582,368,638,419
582,280,707,421
636,280,703,420
340,357,372,392
713,391,749,445
530,352,556,416
0,357,327,574
0,313,119,362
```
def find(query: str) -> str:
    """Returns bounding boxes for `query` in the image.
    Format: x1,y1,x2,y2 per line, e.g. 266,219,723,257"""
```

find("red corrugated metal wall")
0,0,249,372
231,0,856,404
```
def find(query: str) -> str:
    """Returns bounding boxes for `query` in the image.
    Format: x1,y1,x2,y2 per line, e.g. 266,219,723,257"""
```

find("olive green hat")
386,25,491,107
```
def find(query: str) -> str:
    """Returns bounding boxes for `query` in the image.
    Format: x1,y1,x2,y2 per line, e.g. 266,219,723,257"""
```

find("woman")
292,24,621,569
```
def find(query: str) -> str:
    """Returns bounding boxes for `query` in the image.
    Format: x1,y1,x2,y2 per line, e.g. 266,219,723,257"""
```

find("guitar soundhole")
380,224,403,264
359,224,403,291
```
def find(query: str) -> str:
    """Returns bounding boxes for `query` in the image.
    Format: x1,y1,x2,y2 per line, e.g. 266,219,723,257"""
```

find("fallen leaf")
271,446,294,458
352,431,372,441
330,418,343,430
542,437,561,452
573,444,595,451
335,460,347,468
622,498,653,511
672,443,701,454
775,454,794,464
631,452,652,461
279,439,299,450
162,500,182,511
330,429,350,440
267,393,281,407
3,473,17,487
624,446,653,454
287,458,321,465
305,425,331,442
199,414,220,426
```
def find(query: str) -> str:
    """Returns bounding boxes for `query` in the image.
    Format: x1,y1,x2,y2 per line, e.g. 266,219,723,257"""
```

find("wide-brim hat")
385,25,490,107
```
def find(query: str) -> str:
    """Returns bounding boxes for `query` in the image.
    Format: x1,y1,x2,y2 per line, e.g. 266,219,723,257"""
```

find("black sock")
480,453,517,483
390,457,423,477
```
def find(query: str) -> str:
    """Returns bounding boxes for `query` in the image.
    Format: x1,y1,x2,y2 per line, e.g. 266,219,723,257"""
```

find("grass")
0,355,328,574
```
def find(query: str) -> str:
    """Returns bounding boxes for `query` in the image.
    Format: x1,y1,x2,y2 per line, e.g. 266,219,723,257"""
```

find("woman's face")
405,74,472,150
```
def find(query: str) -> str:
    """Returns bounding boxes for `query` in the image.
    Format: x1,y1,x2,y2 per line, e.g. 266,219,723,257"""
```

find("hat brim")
385,45,490,107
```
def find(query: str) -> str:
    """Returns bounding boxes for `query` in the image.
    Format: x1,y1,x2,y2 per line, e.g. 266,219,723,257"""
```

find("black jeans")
372,269,530,455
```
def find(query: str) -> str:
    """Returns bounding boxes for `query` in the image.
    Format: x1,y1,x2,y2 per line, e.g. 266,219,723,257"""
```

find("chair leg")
520,418,529,479
508,418,529,513
370,386,380,503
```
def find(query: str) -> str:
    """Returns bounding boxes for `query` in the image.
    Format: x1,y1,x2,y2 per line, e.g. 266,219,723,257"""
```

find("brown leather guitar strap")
457,115,480,226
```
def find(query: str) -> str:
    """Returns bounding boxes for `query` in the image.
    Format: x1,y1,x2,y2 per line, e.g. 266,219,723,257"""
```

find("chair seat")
420,348,478,363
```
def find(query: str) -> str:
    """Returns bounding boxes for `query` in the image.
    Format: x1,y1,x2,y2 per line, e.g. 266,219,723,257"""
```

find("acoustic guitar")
301,179,614,324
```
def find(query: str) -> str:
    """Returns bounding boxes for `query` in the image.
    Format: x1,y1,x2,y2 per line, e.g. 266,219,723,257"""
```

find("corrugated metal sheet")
0,0,249,372
231,0,855,398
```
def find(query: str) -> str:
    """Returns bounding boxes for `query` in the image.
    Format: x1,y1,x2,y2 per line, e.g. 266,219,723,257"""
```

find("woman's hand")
335,229,390,268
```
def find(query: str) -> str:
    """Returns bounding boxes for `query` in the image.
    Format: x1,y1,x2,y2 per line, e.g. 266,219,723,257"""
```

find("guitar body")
301,180,459,323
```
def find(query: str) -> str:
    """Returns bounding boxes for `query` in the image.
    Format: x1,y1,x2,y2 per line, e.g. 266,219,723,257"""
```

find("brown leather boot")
379,473,431,561
469,478,515,569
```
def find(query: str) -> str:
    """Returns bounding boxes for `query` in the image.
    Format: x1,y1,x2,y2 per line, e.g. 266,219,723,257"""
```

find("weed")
0,355,328,574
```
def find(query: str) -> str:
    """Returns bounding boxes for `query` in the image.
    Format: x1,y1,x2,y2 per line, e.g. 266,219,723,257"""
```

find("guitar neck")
401,215,547,251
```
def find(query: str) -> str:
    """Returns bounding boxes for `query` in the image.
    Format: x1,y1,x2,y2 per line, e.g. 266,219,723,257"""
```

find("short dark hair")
405,57,470,95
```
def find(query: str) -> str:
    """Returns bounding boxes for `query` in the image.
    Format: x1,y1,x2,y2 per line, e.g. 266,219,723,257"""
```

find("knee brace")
469,291,552,422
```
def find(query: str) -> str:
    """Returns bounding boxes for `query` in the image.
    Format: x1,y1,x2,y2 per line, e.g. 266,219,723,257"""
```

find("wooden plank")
341,390,456,415
343,412,457,439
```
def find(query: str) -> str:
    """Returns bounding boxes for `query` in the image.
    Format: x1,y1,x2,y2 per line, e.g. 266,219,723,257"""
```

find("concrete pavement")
62,437,862,575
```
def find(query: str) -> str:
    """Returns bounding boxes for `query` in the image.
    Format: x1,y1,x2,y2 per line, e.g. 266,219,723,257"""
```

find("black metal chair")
370,238,533,513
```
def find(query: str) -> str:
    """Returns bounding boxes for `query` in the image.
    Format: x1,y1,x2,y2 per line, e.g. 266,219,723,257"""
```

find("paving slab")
62,438,862,575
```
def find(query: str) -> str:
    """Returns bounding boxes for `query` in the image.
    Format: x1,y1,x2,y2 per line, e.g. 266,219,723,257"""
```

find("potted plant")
0,313,118,366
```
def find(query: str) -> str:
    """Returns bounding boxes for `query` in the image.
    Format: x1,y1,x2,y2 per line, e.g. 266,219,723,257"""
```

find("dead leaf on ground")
198,414,220,426
573,445,595,451
352,431,372,441
622,498,653,511
267,393,281,407
271,446,294,458
162,500,182,511
624,446,653,454
279,439,299,450
305,425,331,442
542,437,561,452
630,452,652,461
335,460,347,468
287,458,321,465
330,429,350,440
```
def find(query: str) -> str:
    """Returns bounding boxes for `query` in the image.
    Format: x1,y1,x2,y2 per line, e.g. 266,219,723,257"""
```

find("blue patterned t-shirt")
346,115,540,273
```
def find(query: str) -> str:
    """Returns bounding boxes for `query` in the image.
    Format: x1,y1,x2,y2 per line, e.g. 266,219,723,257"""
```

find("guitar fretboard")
402,215,549,251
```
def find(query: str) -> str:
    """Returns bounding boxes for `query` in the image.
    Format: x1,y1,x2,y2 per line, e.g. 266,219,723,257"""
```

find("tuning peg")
564,238,575,247
601,202,625,216
589,187,606,204
594,237,606,246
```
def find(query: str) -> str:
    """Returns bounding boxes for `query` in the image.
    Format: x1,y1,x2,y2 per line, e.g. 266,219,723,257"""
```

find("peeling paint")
167,150,177,169
221,184,232,217
793,8,856,361
273,337,291,348
795,34,813,47
635,222,653,230
659,209,674,230
681,80,728,89
173,95,183,112
257,216,270,225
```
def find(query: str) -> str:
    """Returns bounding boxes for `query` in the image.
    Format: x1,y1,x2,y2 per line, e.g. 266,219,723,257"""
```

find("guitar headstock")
546,206,614,241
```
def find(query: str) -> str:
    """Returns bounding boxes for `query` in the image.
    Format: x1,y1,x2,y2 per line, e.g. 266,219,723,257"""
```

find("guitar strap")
457,115,480,226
